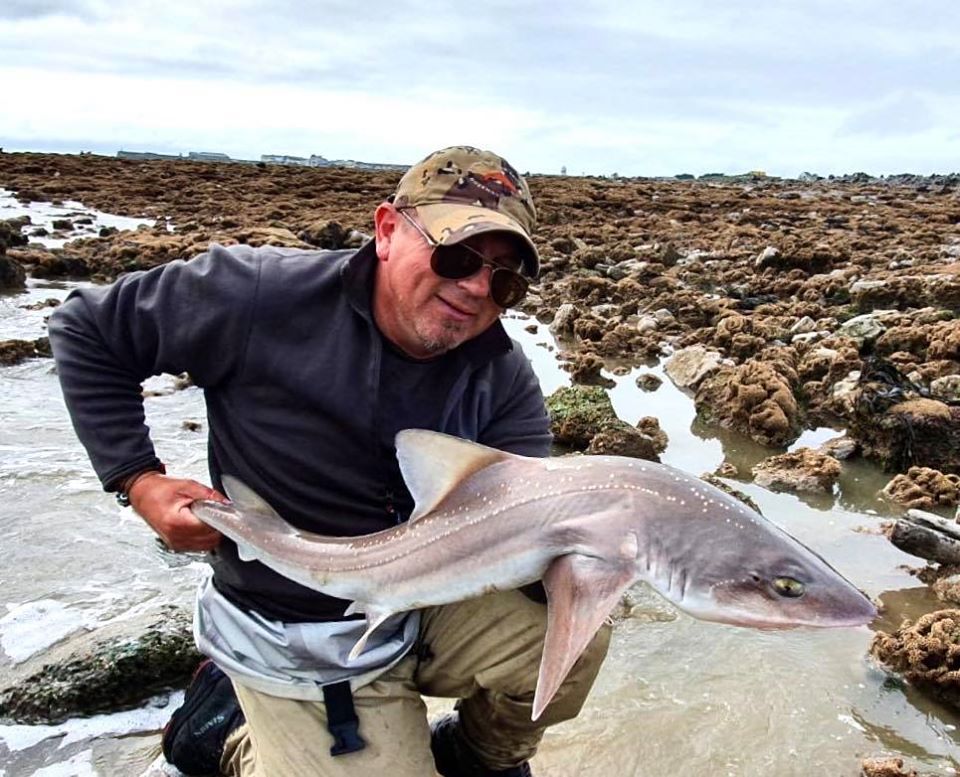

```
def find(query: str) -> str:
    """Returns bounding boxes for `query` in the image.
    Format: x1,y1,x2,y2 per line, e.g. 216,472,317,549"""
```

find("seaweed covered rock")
851,275,957,313
932,572,960,606
635,416,669,454
841,357,960,474
752,448,842,493
73,233,176,277
0,216,29,290
0,254,26,290
0,605,200,723
635,372,662,391
851,399,960,475
546,385,666,459
0,337,51,366
549,302,581,336
694,360,803,447
882,467,960,510
564,351,615,388
585,416,667,462
870,609,960,712
547,385,619,449
860,757,918,777
8,246,91,279
927,320,960,362
931,375,960,403
0,216,29,253
232,226,311,250
297,218,346,248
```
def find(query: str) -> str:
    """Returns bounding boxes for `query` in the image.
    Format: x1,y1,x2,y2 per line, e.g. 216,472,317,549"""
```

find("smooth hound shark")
191,430,876,720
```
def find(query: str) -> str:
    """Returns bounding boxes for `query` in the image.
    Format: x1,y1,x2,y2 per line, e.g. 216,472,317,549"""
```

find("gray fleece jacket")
48,240,551,621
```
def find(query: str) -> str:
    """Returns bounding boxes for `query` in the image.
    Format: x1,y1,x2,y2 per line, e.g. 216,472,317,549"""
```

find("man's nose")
456,265,493,298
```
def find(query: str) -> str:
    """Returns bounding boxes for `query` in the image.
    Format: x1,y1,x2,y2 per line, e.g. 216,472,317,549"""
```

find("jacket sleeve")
47,244,261,490
478,346,552,458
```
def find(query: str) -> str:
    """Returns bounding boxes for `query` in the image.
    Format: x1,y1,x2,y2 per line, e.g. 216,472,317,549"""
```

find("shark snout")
705,580,878,630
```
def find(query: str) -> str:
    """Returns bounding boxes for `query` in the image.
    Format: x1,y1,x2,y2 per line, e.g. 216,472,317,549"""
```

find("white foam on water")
0,189,155,249
0,692,183,753
0,585,186,665
0,600,90,664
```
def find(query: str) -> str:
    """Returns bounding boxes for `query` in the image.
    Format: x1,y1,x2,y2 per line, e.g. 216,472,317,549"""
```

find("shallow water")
0,214,957,774
0,188,153,250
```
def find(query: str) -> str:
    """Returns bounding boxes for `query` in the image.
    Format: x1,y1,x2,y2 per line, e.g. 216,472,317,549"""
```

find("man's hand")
128,472,226,552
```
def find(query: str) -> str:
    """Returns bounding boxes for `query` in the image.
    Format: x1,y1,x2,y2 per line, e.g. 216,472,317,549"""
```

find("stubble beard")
413,318,467,356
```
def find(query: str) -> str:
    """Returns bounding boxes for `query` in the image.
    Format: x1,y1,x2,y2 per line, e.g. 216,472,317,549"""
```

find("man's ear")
374,203,399,262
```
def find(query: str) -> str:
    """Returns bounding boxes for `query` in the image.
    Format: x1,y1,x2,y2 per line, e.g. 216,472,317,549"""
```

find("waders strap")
322,680,366,756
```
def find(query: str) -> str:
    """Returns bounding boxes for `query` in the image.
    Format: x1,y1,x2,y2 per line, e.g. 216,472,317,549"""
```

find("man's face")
372,204,522,359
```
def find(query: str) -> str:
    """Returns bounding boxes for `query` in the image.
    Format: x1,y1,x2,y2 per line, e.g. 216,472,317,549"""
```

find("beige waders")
220,589,611,776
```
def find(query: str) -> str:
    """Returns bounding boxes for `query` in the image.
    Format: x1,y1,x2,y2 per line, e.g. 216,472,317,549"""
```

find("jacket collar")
340,239,513,366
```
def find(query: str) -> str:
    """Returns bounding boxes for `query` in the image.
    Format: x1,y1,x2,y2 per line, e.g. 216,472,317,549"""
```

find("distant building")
261,154,309,166
329,159,407,172
259,153,338,167
117,147,405,171
117,150,183,161
188,151,233,163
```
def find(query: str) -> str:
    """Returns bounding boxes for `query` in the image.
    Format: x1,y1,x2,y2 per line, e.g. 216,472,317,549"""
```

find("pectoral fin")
533,554,635,721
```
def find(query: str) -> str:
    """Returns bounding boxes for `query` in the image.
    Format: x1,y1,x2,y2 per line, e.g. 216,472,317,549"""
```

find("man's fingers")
163,507,222,551
176,479,226,501
126,473,227,552
208,488,229,503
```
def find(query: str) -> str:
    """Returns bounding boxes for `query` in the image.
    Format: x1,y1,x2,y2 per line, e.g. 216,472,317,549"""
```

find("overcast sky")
2,0,958,176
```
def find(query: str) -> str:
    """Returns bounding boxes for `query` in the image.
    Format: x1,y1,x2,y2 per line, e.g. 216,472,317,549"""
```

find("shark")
190,429,877,720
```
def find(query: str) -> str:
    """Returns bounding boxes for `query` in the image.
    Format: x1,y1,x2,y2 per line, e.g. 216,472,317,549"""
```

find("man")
49,146,610,776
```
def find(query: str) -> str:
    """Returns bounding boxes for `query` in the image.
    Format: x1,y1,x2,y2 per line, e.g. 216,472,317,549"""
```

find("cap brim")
414,202,540,278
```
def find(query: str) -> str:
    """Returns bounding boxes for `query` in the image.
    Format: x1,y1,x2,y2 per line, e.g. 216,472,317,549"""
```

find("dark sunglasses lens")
431,245,482,279
431,244,528,308
491,269,528,308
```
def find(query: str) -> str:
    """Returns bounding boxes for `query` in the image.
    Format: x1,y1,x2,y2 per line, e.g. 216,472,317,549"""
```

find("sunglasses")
397,208,529,308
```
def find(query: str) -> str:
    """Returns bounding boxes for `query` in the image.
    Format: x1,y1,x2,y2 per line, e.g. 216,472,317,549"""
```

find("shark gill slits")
773,577,806,598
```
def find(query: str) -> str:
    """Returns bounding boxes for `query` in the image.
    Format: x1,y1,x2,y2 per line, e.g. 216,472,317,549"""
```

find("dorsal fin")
395,430,519,521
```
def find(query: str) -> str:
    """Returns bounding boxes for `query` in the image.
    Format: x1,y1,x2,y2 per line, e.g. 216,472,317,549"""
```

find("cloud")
0,66,544,163
1,0,958,175
837,93,937,138
0,0,105,21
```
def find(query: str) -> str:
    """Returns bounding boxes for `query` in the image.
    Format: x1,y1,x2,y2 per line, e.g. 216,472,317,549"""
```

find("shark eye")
773,577,805,598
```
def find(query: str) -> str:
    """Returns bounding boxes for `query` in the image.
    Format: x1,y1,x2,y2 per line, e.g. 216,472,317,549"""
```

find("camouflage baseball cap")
393,145,540,277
